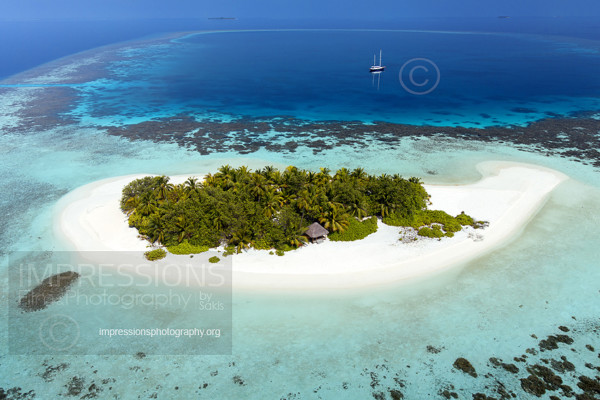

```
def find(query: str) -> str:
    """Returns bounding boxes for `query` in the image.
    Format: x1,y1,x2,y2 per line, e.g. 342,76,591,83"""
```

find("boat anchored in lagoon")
370,50,385,73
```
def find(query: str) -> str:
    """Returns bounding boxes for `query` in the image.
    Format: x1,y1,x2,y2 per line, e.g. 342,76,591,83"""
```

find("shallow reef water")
1,28,600,399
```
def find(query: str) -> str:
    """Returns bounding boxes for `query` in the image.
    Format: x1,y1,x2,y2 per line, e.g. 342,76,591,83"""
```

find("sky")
2,0,599,20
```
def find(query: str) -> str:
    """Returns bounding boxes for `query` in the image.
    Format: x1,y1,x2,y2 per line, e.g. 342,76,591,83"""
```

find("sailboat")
369,50,385,73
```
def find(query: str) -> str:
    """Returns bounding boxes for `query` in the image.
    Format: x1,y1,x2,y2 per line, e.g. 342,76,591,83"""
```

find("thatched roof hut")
304,222,329,242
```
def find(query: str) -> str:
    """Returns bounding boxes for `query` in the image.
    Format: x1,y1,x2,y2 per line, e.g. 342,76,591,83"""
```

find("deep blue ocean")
1,17,600,399
3,16,600,79
97,28,600,126
5,18,599,127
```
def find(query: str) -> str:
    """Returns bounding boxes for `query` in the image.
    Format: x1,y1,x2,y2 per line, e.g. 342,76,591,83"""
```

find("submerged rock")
501,363,519,374
493,382,514,399
19,271,80,312
453,358,477,378
489,357,519,374
440,389,458,399
0,387,36,399
489,357,502,366
232,375,245,386
538,334,574,351
65,376,84,396
527,364,563,391
40,362,69,382
427,345,442,354
520,375,546,397
577,375,600,396
372,392,385,400
103,112,600,168
472,394,497,400
550,356,575,373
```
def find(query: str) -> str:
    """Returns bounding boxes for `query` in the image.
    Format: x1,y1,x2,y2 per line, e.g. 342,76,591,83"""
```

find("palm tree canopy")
122,164,434,251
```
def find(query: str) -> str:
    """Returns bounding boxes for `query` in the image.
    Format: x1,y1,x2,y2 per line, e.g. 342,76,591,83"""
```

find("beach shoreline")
53,161,568,290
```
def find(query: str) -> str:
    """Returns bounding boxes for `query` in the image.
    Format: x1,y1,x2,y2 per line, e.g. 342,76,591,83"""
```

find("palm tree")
270,170,282,186
295,187,320,227
232,230,253,253
319,206,350,233
282,166,306,197
284,165,299,176
154,176,173,201
306,171,318,185
175,215,193,243
304,185,327,217
235,166,251,186
147,214,165,244
123,195,140,215
261,165,276,175
288,228,308,248
137,192,158,217
249,174,267,201
334,167,350,183
204,173,217,187
212,213,224,232
371,175,399,217
296,188,312,214
237,166,250,176
216,164,234,179
378,197,395,217
263,188,284,219
326,199,345,212
350,167,367,182
184,177,201,196
347,202,368,219
216,165,235,189
317,167,331,186
260,165,278,184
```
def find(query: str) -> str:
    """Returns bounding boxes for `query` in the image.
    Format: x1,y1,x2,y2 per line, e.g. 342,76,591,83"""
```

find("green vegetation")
385,209,478,239
208,256,220,263
167,240,209,255
456,212,474,226
329,216,378,242
418,225,444,238
222,246,236,257
121,165,431,253
144,248,167,261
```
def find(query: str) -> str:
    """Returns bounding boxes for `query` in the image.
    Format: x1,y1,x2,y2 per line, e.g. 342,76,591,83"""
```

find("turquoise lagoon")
1,26,600,399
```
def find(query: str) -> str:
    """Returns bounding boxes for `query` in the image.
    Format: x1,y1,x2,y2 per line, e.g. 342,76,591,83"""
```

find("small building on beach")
304,222,329,243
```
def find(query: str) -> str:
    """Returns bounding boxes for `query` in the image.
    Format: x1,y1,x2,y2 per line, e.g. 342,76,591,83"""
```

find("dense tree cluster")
121,165,430,252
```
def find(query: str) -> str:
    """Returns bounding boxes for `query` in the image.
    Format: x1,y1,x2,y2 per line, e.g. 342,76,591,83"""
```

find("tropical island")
54,161,567,289
119,165,481,260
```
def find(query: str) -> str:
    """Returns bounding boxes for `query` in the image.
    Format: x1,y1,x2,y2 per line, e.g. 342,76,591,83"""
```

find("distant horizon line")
1,15,598,22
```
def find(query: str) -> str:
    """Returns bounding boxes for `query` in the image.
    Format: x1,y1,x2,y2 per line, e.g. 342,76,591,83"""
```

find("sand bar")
53,161,567,289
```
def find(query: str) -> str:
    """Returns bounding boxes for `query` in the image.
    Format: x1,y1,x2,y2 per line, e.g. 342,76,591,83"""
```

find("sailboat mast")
379,49,382,66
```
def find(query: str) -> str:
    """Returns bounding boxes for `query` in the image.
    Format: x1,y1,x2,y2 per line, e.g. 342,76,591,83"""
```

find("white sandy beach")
53,161,567,289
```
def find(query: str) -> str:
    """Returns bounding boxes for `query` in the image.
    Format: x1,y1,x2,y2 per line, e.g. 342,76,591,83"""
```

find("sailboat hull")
369,50,385,72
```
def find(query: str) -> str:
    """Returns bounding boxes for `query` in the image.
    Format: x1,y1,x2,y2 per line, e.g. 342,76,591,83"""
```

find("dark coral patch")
19,271,80,312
